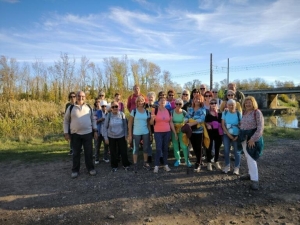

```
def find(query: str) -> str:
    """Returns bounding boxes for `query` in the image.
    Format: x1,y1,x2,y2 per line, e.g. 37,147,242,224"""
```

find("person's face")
137,99,145,108
200,86,206,94
227,103,236,111
70,94,76,103
175,102,182,108
101,105,107,111
96,100,101,108
99,94,105,100
212,90,218,97
148,95,154,102
133,86,140,94
182,92,188,100
159,98,166,106
193,97,201,105
227,92,235,99
204,93,212,102
168,92,174,101
111,103,119,113
115,94,120,100
76,92,85,105
244,99,254,110
193,90,200,96
228,84,236,91
159,93,166,98
209,100,217,109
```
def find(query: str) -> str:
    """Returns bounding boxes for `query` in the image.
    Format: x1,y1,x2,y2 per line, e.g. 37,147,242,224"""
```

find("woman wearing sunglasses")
203,91,213,109
205,98,223,171
219,90,242,113
103,101,131,172
183,88,200,111
171,98,192,168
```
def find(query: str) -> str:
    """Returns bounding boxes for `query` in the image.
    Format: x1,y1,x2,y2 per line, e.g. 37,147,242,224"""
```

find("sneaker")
189,153,193,158
250,181,259,190
143,163,151,171
133,164,138,173
214,162,221,170
233,167,239,175
95,160,99,165
89,170,96,176
207,163,212,171
71,172,78,178
186,161,192,168
164,165,171,172
111,168,118,172
153,166,159,173
103,158,109,163
68,150,73,156
174,160,180,167
223,165,230,174
194,164,201,172
240,174,251,180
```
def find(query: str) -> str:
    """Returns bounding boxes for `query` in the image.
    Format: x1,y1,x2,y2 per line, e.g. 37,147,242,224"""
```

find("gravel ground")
0,138,299,225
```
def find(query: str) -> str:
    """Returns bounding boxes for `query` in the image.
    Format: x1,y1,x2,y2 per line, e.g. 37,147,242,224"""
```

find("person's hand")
105,139,109,145
206,124,212,130
247,139,255,148
93,132,98,140
64,133,70,141
128,135,132,143
174,133,178,140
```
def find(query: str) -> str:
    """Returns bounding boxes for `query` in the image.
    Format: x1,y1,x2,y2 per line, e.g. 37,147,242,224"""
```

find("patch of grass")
0,138,69,163
264,127,300,142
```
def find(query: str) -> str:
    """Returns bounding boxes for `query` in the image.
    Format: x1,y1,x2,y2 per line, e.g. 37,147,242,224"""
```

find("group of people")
63,83,264,190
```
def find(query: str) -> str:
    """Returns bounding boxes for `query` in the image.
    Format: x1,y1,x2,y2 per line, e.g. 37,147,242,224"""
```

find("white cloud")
0,0,19,3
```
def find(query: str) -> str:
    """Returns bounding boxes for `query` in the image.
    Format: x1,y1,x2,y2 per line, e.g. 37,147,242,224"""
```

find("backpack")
69,104,93,122
225,110,242,124
133,108,149,118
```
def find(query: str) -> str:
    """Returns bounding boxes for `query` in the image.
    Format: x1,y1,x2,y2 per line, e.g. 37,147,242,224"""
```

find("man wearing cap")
94,99,110,164
63,91,97,178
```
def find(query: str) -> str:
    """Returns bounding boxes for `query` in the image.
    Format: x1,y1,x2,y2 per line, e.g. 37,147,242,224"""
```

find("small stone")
145,217,152,222
107,215,115,219
230,221,237,224
278,216,285,219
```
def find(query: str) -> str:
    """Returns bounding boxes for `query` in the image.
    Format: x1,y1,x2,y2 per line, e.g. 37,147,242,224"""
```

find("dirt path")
0,139,299,225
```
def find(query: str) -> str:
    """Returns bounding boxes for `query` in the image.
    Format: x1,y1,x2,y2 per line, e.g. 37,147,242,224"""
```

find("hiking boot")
207,163,212,171
111,168,118,172
95,160,99,165
89,170,96,176
174,160,180,167
240,174,251,180
71,172,78,178
143,163,151,171
233,167,239,175
153,166,159,173
164,165,171,172
223,165,230,174
214,162,221,170
103,158,109,163
251,181,259,190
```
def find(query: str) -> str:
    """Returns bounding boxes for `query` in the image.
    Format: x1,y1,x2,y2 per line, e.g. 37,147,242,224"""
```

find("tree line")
0,54,298,102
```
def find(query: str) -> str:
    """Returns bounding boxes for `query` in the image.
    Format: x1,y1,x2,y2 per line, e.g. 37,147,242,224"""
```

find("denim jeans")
223,134,240,168
133,133,150,155
95,134,109,160
154,131,171,166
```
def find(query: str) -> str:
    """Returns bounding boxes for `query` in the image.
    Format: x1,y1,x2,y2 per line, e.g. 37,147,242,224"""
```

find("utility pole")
227,58,229,85
210,53,213,90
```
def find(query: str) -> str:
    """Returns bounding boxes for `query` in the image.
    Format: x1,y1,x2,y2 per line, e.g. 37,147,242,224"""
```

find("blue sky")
1,0,300,87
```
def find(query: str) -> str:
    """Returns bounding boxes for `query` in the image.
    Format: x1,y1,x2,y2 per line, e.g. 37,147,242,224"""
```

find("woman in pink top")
150,96,177,173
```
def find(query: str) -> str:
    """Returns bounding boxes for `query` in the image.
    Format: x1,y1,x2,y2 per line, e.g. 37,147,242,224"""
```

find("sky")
1,0,300,88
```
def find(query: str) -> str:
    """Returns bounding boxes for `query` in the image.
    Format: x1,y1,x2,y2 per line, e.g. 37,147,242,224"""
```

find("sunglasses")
204,95,212,97
193,91,199,94
168,95,174,97
99,95,104,97
227,94,234,96
101,105,106,107
175,103,182,106
111,105,118,109
210,102,217,105
200,88,205,90
182,93,188,96
212,91,218,93
70,96,76,98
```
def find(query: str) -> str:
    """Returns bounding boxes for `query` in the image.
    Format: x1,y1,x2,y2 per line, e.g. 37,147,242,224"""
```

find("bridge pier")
268,94,278,108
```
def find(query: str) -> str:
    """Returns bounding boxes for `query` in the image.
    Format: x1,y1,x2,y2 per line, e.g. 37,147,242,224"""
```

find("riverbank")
0,136,299,225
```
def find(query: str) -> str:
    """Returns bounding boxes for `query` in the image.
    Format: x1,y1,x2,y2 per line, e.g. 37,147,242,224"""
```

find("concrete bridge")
242,87,300,109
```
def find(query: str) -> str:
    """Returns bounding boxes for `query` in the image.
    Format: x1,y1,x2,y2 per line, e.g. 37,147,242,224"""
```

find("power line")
172,59,300,78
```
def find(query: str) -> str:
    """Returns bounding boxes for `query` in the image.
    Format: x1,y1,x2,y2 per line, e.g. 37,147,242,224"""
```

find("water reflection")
266,114,299,128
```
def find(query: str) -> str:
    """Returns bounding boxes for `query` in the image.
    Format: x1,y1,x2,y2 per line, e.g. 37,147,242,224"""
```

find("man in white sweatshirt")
63,91,98,178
